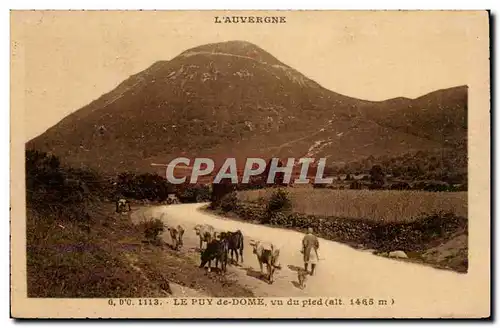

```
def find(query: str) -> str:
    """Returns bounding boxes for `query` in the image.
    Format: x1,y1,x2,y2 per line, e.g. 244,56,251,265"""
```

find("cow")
199,238,229,273
167,225,185,250
249,240,281,284
166,194,180,205
194,224,215,251
116,198,131,214
222,230,244,265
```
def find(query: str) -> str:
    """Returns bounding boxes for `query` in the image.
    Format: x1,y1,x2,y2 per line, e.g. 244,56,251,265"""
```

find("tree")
369,164,385,189
349,180,362,190
211,178,235,209
266,188,292,213
391,166,403,177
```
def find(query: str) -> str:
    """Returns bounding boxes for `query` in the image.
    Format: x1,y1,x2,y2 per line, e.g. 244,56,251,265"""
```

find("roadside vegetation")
25,146,469,299
238,188,467,222
207,150,468,274
210,186,468,273
25,149,252,298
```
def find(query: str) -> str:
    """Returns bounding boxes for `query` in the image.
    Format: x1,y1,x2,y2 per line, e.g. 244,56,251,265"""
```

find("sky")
11,10,486,141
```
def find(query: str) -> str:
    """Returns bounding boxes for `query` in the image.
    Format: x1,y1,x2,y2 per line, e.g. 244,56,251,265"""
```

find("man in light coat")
302,227,320,275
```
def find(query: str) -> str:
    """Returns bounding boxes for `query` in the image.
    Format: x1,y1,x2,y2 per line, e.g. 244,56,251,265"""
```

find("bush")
116,172,175,202
210,179,235,209
412,180,452,192
140,218,165,242
195,185,211,202
232,203,266,222
178,184,211,203
26,149,64,202
349,181,363,190
236,176,267,191
266,188,292,214
25,149,98,223
390,182,411,190
220,192,238,212
64,167,107,198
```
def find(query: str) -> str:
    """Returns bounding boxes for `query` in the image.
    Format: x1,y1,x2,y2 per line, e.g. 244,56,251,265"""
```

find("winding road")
136,203,488,318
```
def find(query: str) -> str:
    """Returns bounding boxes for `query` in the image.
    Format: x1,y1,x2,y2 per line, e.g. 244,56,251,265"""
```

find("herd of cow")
165,223,282,284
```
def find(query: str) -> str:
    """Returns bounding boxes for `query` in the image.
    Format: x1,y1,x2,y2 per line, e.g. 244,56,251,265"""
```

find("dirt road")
137,203,488,317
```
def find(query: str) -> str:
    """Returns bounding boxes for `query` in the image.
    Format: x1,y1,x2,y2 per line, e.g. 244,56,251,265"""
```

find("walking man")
302,227,320,275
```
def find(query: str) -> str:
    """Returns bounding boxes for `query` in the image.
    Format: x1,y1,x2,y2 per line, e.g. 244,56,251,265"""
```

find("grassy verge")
25,149,253,297
27,202,254,297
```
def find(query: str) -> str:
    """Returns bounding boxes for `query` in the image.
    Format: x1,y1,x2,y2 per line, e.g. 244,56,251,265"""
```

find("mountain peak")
179,40,285,66
182,40,263,54
27,40,467,175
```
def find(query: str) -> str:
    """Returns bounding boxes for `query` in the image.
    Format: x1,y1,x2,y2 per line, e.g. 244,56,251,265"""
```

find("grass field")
237,188,468,222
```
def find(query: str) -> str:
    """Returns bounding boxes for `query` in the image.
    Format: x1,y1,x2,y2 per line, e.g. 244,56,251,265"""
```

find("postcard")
10,10,490,318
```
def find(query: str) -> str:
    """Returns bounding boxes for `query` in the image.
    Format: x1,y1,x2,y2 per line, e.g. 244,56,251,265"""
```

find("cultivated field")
238,188,468,222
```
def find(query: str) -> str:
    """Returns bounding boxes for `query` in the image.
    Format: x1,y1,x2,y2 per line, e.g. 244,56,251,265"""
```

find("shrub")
233,203,266,222
177,186,197,203
25,149,99,223
236,176,267,191
269,211,289,226
261,188,292,224
140,218,165,242
369,164,385,189
266,188,292,214
195,185,212,202
220,191,238,212
211,179,235,209
115,172,175,201
390,182,411,190
349,181,363,190
178,184,211,203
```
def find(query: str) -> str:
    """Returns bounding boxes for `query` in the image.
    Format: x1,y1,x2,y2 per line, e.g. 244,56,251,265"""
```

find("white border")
4,1,497,327
3,1,500,10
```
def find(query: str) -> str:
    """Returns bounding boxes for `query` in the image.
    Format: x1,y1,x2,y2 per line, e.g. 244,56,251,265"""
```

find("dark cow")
199,238,229,273
222,230,244,265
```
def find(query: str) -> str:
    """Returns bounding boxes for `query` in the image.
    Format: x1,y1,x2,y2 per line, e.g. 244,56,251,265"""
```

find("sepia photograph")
10,10,490,318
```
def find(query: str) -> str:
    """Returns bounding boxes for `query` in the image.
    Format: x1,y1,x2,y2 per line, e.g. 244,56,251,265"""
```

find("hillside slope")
27,40,467,174
358,86,468,148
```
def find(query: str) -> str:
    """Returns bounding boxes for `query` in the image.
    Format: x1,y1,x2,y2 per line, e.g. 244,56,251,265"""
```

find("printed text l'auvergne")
214,16,287,24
